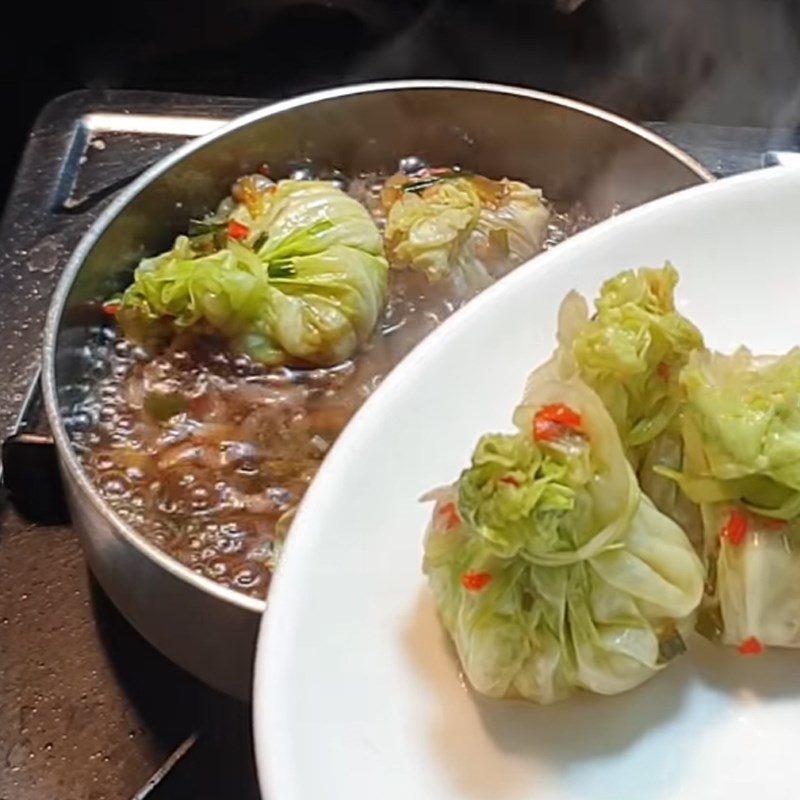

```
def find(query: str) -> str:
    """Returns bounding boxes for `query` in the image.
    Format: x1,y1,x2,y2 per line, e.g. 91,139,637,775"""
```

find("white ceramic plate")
255,167,800,800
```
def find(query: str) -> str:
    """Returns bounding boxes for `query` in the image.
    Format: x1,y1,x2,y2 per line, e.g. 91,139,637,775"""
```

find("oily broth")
69,169,598,598
70,269,457,597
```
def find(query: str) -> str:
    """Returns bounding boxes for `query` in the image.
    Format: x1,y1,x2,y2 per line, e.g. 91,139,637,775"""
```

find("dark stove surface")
1,88,797,800
0,90,266,800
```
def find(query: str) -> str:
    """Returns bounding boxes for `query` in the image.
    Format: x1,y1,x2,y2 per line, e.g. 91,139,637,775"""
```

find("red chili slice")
437,502,460,532
227,220,251,240
499,476,521,488
722,510,748,546
657,362,671,381
533,403,583,442
102,303,120,316
461,571,492,592
533,418,562,442
738,636,764,655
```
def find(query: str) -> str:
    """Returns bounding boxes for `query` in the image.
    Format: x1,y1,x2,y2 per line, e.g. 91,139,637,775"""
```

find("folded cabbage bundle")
382,171,550,292
669,348,800,651
543,264,705,545
115,180,389,367
423,368,704,704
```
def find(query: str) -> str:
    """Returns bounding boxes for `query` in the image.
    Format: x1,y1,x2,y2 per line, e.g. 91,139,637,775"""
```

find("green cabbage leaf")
116,180,388,366
423,371,703,703
667,348,800,648
384,174,549,291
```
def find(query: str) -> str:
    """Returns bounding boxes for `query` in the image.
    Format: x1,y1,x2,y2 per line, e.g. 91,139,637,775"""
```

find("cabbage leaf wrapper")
668,348,800,649
116,180,389,367
539,264,704,544
422,371,704,704
383,172,549,293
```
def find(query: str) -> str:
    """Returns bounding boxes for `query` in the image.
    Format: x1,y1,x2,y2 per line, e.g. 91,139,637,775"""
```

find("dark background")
3,0,800,207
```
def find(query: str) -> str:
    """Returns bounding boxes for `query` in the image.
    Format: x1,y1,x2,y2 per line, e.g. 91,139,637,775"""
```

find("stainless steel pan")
41,80,712,699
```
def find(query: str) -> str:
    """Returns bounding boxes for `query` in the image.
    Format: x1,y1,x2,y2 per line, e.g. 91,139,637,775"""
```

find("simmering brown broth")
68,168,598,598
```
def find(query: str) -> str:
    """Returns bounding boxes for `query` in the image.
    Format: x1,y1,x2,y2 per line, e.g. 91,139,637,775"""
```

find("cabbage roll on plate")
669,347,800,652
423,366,704,704
539,264,705,546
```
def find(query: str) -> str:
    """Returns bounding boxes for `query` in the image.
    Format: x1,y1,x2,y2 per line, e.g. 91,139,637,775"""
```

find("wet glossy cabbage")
423,371,704,703
384,174,549,292
670,348,800,648
543,264,704,543
552,264,703,461
116,180,388,366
